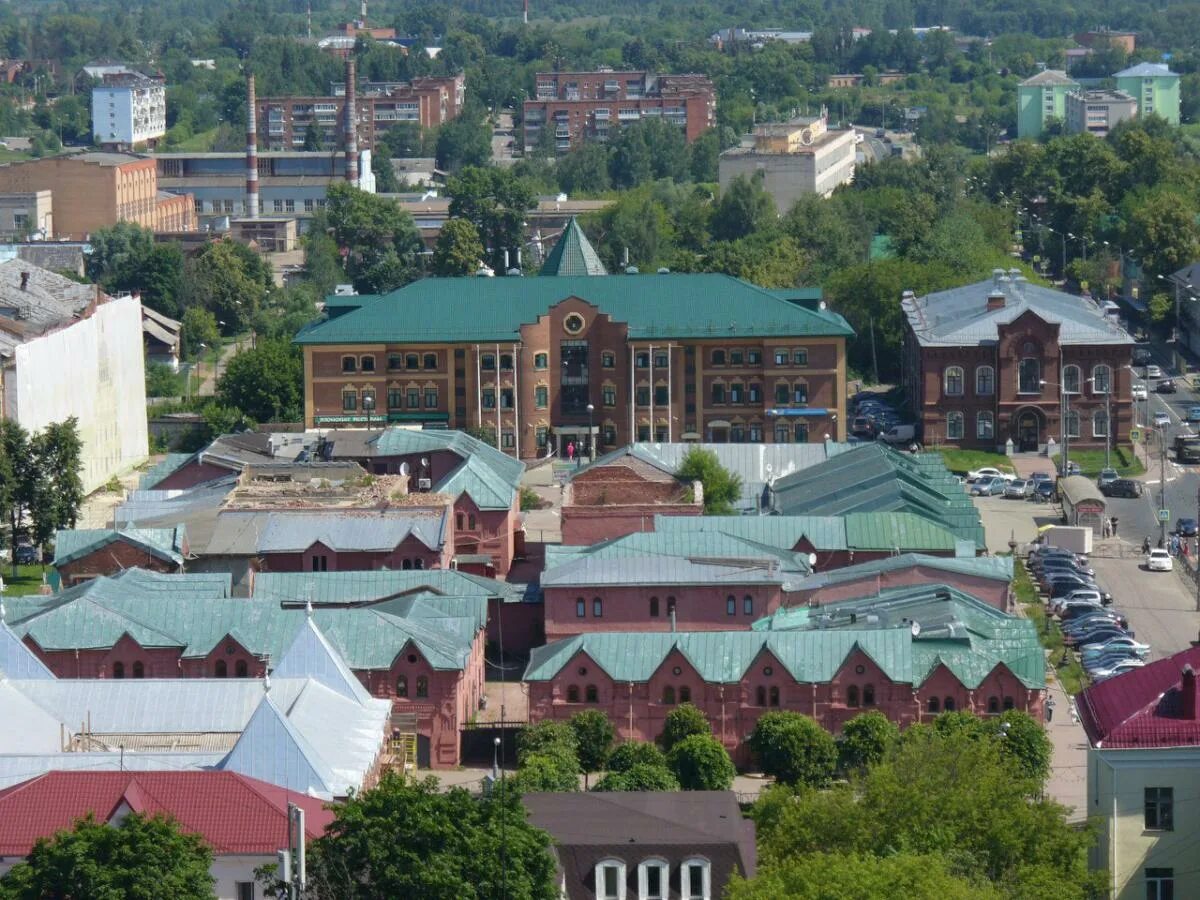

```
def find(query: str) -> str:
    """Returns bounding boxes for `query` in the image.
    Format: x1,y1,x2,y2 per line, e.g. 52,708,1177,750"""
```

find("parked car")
1056,588,1110,607
1097,468,1119,488
1079,636,1150,658
1004,479,1032,499
1146,364,1164,379
1154,410,1172,428
1188,406,1200,424
1091,659,1147,680
1178,518,1200,537
1038,557,1096,577
970,476,1006,496
1147,548,1174,571
1061,461,1082,476
1132,383,1148,401
1084,649,1144,670
1102,479,1143,498
1157,378,1178,394
1066,626,1131,648
13,543,37,565
1032,481,1057,502
851,416,874,437
879,424,917,445
1030,471,1053,484
966,466,1013,483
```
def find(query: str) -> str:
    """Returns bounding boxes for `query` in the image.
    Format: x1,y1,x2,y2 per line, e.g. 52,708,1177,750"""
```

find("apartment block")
719,114,857,209
1065,89,1138,137
1017,70,1080,139
91,71,166,149
1114,62,1181,125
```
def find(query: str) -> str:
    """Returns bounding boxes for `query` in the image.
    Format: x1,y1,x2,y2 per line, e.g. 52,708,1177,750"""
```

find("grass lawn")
163,127,219,152
1051,444,1144,478
1,564,50,596
1013,559,1088,696
931,446,1015,476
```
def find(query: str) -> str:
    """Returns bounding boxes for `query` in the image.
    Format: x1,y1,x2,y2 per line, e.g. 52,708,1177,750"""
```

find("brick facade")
56,540,182,587
793,564,1011,611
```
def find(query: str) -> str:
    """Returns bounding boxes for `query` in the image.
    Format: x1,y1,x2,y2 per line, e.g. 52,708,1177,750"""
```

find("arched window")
927,696,940,713
414,558,424,570
1003,696,1015,710
235,659,248,677
112,661,125,679
360,355,375,372
775,422,790,443
499,353,514,371
585,684,599,703
397,675,408,697
215,660,227,677
975,365,995,396
976,411,994,440
943,697,956,711
847,685,860,708
756,685,766,706
592,597,603,617
405,353,419,370
662,686,676,705
1018,358,1041,394
402,558,412,570
681,858,711,900
341,355,356,373
595,860,627,900
726,595,736,615
863,685,875,706
744,595,754,615
533,352,548,370
769,686,780,707
481,353,495,371
576,598,586,618
567,685,580,703
1063,364,1081,394
792,380,808,404
680,685,691,703
794,422,809,443
1092,364,1111,394
638,858,670,900
1065,409,1080,439
132,661,144,679
946,411,964,440
944,366,964,396
987,696,1000,713
1093,409,1109,438
416,676,428,698
649,596,660,617
423,353,437,370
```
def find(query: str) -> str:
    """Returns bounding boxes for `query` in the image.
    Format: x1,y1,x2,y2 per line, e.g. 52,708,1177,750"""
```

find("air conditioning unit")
417,478,432,490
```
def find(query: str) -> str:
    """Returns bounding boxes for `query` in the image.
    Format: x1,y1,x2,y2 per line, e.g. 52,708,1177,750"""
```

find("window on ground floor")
1146,868,1174,900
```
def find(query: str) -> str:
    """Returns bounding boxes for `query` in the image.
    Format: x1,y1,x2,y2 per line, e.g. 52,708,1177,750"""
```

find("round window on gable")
672,666,682,676
1023,341,1035,355
763,666,773,676
855,664,866,674
577,666,588,676
408,654,418,664
225,645,235,655
563,312,586,335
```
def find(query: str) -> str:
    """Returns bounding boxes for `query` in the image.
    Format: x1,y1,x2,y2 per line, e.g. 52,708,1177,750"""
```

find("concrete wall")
10,293,148,493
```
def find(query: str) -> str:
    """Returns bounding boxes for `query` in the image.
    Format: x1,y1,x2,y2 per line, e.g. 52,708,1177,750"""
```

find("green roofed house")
524,582,1045,764
1114,62,1180,125
53,526,188,587
1017,69,1080,139
294,219,851,457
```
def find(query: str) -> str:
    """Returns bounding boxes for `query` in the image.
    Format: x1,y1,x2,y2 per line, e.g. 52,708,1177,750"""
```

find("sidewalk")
1043,667,1089,821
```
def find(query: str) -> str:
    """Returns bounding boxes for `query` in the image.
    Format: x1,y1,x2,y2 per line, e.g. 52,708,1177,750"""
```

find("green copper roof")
295,274,854,345
539,216,607,276
252,569,518,605
369,428,523,510
139,453,196,489
653,512,967,554
54,527,186,568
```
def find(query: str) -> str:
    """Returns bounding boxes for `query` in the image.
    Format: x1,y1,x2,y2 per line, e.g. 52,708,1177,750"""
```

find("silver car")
1004,479,1032,499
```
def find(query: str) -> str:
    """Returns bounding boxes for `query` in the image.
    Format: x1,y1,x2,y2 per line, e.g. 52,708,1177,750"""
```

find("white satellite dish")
399,462,410,476
807,553,817,566
910,621,921,637
420,457,429,467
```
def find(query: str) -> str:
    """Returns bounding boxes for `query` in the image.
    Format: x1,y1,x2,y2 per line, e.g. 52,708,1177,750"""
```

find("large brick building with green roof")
294,250,853,458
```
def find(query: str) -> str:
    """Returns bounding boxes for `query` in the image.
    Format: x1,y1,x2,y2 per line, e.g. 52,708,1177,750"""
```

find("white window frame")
1091,364,1111,394
637,858,669,900
1062,364,1081,395
943,365,964,396
946,411,964,441
1066,409,1080,439
977,411,994,439
975,365,994,396
681,857,711,900
1093,409,1108,438
595,859,627,900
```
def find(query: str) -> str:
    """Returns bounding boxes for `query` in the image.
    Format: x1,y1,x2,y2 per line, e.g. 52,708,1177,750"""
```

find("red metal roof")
1077,645,1200,748
0,770,334,856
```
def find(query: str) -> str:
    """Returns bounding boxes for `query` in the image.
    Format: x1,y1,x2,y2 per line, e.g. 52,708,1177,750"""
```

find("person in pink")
566,441,575,462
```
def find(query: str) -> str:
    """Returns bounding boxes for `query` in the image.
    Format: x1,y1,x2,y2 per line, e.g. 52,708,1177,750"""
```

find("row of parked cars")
850,395,916,445
1029,543,1149,681
966,467,1058,501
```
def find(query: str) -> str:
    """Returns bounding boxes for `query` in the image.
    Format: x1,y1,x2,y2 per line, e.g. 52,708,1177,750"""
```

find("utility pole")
1160,425,1168,548
1196,486,1200,611
1105,382,1111,469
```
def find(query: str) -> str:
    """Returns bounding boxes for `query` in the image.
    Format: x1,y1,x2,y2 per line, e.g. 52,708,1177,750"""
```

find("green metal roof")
295,274,855,345
53,527,186,568
653,512,964,553
369,427,523,510
538,216,608,276
797,552,1012,589
252,569,517,605
138,453,195,489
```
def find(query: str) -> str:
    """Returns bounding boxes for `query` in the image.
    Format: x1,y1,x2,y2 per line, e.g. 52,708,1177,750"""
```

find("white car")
1080,636,1151,659
1132,383,1148,401
1146,365,1164,379
966,466,1014,483
1091,659,1147,681
1154,411,1172,428
1147,548,1174,571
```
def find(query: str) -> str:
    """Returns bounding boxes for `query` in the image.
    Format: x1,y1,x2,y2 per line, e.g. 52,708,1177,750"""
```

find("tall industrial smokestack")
524,0,529,25
245,73,259,219
344,58,359,186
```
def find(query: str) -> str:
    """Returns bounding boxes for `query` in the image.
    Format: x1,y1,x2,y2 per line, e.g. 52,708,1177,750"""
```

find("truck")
1173,433,1200,462
878,424,916,445
1043,525,1093,555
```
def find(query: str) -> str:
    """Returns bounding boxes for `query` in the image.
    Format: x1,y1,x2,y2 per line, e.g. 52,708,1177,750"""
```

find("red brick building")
901,271,1134,451
523,70,716,152
53,526,187,587
525,586,1046,765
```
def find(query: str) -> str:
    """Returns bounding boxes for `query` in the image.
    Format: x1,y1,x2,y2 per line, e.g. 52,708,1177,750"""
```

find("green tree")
609,118,689,189
748,712,837,787
86,222,185,316
325,183,424,294
216,339,304,423
301,774,556,900
517,720,579,764
568,709,615,787
658,702,711,752
838,710,899,774
711,174,776,242
727,851,996,900
676,447,742,514
0,422,30,572
435,107,492,172
181,306,220,359
994,710,1052,782
146,361,186,398
0,812,214,900
447,167,536,273
554,142,611,195
181,239,271,333
431,218,485,276
1122,188,1200,281
512,748,581,793
30,418,84,543
668,734,736,791
372,151,401,193
592,763,680,792
606,741,668,773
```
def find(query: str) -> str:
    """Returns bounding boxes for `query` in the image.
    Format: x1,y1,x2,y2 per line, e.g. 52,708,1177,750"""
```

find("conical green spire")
538,216,608,276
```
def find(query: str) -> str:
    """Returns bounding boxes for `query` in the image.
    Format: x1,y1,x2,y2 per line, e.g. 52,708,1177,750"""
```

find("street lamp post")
586,403,595,465
362,393,375,430
1086,376,1112,469
1042,376,1070,476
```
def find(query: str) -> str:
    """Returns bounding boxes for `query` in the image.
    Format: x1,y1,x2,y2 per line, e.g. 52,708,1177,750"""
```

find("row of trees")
0,419,84,554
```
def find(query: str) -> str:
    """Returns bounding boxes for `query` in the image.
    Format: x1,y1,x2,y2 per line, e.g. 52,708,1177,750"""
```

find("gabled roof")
1114,62,1177,78
295,274,855,345
368,428,526,507
1078,646,1200,749
206,508,448,555
1018,69,1078,87
0,618,54,679
541,554,786,588
54,526,186,568
0,770,333,856
137,452,196,489
795,552,1012,590
539,216,608,276
272,614,374,704
219,690,341,798
252,569,515,605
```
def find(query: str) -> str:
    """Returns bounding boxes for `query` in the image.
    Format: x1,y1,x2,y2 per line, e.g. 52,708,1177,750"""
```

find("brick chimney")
986,291,1006,310
344,58,359,185
1182,664,1197,720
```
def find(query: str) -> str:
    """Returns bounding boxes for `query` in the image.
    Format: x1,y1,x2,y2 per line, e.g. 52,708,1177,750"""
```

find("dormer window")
638,859,669,900
596,859,627,900
681,858,711,900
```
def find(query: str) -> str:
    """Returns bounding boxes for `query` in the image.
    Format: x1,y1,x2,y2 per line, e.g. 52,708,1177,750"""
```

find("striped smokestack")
245,72,259,218
344,58,359,185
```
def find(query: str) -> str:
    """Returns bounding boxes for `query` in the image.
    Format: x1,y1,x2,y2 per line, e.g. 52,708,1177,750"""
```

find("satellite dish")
807,553,817,566
399,462,410,476
800,127,815,145
911,621,921,637
420,457,429,467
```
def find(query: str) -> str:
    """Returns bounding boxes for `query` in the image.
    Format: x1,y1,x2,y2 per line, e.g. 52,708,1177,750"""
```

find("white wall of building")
9,294,148,492
2,853,271,898
93,84,166,146
719,129,857,211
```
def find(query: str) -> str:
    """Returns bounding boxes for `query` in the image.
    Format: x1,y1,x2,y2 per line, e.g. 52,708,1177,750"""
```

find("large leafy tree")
181,238,272,334
216,339,304,424
431,218,485,276
667,734,736,791
447,167,536,273
676,448,742,514
592,763,680,792
657,702,712,752
748,711,838,787
568,709,615,787
837,710,899,774
0,812,214,899
86,222,185,317
324,183,424,294
302,774,557,900
711,174,776,243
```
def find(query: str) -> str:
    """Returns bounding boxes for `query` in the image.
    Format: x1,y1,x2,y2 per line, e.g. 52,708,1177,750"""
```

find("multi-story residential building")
1079,646,1200,900
154,150,373,229
1065,89,1139,137
525,583,1045,765
0,191,51,240
293,220,853,457
1114,62,1181,125
523,69,716,153
91,71,166,149
257,74,465,151
0,153,195,239
901,269,1134,451
0,261,148,493
1017,70,1080,139
719,114,857,209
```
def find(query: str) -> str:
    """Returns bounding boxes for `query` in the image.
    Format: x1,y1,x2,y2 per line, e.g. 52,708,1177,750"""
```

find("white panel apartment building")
719,115,857,211
91,72,166,149
0,262,147,492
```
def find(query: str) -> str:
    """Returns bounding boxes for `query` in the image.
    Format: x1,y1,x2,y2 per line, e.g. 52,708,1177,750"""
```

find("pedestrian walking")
1102,518,1111,538
1045,696,1055,723
1143,536,1152,554
1111,516,1119,537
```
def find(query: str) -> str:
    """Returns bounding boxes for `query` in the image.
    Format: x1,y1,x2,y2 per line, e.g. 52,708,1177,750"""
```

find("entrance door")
1018,412,1040,452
